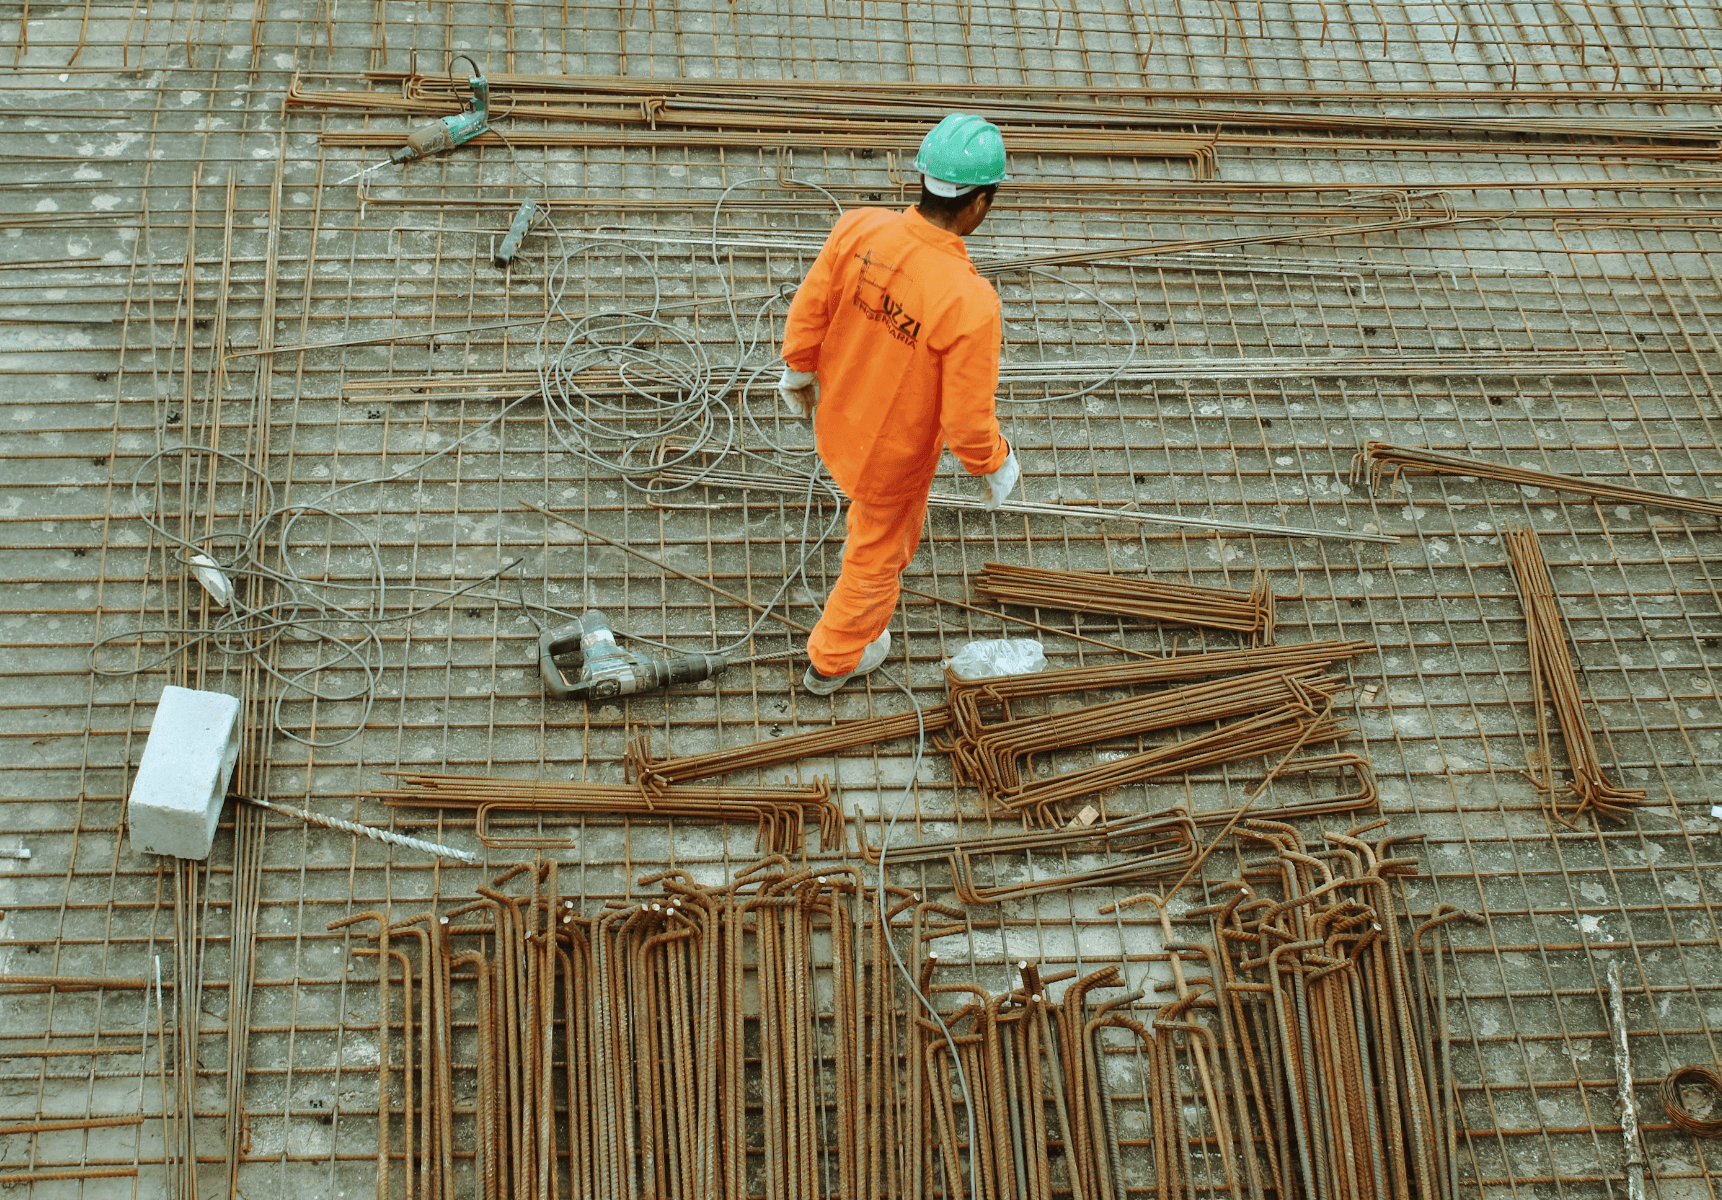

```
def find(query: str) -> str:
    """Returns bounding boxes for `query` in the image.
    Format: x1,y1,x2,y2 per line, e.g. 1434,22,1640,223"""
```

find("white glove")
982,449,1021,511
777,366,818,419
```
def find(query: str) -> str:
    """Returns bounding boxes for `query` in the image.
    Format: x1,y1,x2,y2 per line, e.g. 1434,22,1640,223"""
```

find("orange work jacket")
781,206,1009,504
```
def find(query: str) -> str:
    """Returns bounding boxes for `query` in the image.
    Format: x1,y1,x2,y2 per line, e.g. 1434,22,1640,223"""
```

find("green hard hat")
911,112,1009,192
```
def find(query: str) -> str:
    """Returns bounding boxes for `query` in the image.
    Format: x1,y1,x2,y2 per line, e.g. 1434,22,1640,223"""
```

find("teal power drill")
338,60,491,184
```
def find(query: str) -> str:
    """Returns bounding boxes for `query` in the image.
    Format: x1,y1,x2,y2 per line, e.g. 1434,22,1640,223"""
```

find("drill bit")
335,159,395,187
730,647,802,666
240,796,478,863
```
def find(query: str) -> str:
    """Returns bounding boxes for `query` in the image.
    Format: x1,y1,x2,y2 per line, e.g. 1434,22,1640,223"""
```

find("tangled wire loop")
92,444,518,748
1663,1064,1722,1137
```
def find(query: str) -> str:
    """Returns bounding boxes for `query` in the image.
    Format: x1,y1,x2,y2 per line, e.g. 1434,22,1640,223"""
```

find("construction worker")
778,112,1021,696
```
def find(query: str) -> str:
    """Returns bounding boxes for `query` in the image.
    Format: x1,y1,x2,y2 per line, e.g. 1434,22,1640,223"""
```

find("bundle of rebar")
939,662,1367,828
1086,821,1478,1200
853,810,1201,904
1503,527,1646,825
292,73,1722,166
373,772,843,852
332,858,1152,1200
317,124,1216,173
908,823,1469,1200
325,906,459,1200
943,638,1370,722
582,862,881,1200
993,703,1370,827
292,75,1218,169
845,739,1375,902
624,706,952,789
910,958,1142,1200
946,664,1336,796
326,834,1471,1200
932,641,1373,825
1354,441,1722,520
975,561,1277,642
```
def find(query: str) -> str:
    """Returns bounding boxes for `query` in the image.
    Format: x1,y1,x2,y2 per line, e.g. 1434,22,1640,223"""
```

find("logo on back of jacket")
850,250,922,348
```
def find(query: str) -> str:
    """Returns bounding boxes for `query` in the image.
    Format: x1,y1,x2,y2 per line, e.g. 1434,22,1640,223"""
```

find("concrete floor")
7,0,1722,1195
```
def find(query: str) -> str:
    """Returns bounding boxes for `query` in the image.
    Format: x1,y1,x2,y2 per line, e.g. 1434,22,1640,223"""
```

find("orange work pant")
806,491,931,675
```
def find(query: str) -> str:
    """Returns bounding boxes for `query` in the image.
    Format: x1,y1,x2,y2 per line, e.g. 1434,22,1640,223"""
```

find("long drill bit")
240,796,479,863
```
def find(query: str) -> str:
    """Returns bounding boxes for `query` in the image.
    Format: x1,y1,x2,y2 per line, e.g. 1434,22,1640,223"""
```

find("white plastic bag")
944,639,1047,680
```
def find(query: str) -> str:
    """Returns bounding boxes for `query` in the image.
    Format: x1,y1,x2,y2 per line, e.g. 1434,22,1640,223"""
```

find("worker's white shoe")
803,631,891,696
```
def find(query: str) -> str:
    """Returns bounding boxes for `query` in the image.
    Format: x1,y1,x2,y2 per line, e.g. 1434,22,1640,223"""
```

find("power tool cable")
873,659,979,1200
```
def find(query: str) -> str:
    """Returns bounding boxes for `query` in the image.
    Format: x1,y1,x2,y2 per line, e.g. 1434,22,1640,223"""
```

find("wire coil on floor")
1662,1065,1722,1136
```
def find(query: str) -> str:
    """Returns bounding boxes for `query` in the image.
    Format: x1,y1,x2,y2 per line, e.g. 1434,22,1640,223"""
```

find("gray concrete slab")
6,0,1722,1194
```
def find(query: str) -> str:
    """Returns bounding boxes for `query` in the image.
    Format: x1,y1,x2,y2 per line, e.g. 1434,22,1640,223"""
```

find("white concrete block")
127,686,243,860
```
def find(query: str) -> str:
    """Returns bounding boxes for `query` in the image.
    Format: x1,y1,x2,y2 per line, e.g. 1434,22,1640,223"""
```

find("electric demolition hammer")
538,610,730,702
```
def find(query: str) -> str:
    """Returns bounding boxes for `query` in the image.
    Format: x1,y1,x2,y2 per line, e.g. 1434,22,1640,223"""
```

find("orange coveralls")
781,205,1010,675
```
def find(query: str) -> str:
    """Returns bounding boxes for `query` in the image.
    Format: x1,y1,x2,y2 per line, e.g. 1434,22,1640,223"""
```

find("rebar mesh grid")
35,0,1722,86
10,0,1722,1195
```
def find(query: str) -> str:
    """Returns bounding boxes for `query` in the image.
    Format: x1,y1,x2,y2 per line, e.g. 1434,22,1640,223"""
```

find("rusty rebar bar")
376,772,841,852
975,561,1277,642
625,707,952,788
1356,441,1722,520
1503,526,1645,825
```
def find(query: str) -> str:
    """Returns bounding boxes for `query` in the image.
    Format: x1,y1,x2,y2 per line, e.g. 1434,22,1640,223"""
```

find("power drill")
338,62,490,184
389,70,489,166
539,610,730,702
